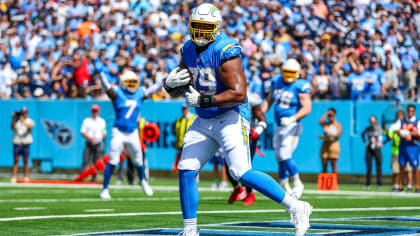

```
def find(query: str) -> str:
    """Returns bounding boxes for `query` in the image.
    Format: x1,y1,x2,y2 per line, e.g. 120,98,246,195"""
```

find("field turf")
1,177,420,235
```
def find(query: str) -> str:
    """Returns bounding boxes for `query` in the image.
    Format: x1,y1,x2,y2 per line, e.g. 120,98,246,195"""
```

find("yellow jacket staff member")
173,104,196,171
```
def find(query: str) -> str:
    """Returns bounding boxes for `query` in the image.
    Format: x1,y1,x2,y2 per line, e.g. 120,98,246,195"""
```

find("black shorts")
13,144,30,157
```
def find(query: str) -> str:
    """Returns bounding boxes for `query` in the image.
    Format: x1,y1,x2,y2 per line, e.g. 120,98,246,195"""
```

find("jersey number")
189,67,217,95
274,89,293,109
125,100,137,119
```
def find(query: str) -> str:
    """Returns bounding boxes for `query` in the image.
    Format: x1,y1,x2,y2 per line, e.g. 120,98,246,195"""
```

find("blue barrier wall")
0,99,418,175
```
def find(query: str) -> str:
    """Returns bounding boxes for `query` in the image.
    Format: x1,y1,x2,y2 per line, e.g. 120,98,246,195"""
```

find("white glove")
281,116,296,127
165,67,190,88
400,130,410,138
185,85,201,107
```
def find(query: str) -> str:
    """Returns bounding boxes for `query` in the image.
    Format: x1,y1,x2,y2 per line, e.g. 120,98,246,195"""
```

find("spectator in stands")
362,115,384,189
312,63,331,100
0,60,17,99
11,106,34,183
319,108,342,174
80,104,106,182
385,110,413,192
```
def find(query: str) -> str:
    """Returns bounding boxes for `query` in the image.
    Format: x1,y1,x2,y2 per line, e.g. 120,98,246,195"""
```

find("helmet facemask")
124,78,139,93
282,68,299,83
189,21,221,46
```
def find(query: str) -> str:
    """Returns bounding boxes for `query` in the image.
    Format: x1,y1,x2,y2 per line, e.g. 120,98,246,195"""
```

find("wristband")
199,95,216,108
254,121,267,135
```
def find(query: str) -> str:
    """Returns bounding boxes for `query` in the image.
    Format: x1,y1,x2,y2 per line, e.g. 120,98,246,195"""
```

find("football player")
395,105,420,192
163,4,312,236
99,70,163,199
227,91,267,205
262,58,312,200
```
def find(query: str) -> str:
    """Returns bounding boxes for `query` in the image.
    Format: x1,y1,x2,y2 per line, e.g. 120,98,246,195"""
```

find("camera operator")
11,106,34,183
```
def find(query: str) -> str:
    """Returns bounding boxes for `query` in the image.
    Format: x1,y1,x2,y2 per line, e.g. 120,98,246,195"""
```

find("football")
163,65,193,97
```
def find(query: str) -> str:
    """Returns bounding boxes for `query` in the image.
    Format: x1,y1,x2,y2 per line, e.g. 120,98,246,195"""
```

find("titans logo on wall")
43,120,73,146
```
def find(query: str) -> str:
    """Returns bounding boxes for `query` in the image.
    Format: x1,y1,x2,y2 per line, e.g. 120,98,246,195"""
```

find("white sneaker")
279,180,293,195
210,182,219,191
177,228,199,236
141,180,154,196
11,177,16,184
100,189,111,199
218,181,229,191
116,180,122,185
292,181,304,200
287,200,312,236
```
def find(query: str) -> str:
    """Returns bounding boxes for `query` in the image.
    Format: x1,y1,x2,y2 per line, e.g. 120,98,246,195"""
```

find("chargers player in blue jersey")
262,58,312,200
163,4,312,236
99,70,163,199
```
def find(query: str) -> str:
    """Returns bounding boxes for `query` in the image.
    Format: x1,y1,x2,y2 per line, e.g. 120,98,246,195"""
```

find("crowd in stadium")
0,0,419,101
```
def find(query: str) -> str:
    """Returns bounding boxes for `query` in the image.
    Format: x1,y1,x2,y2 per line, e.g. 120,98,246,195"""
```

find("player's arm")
249,104,268,140
143,80,163,100
261,89,273,113
294,92,312,121
214,57,247,107
99,72,116,101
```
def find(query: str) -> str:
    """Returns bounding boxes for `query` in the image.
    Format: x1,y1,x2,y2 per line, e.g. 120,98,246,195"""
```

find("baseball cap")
182,103,188,109
321,34,331,41
91,104,100,111
21,106,28,113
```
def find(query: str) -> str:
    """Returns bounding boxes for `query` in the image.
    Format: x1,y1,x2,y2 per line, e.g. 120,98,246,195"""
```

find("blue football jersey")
271,75,311,126
112,87,144,132
181,33,249,120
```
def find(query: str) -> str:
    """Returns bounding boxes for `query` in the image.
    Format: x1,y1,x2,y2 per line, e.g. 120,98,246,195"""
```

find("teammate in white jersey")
163,4,313,236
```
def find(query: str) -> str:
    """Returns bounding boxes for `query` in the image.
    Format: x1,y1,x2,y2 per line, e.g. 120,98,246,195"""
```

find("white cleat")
292,183,304,200
287,200,313,236
141,180,154,196
218,181,229,191
11,177,16,184
100,189,111,199
177,228,199,236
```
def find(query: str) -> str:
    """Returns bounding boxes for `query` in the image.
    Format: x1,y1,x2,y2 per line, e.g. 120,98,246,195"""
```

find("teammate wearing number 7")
262,58,312,199
98,70,163,199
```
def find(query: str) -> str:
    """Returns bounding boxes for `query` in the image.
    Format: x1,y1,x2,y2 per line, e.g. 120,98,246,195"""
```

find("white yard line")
1,183,420,197
14,207,45,211
1,206,420,222
0,196,224,203
84,209,115,212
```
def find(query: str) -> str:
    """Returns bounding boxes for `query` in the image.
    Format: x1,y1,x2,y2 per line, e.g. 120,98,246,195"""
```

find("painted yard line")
1,183,420,198
1,206,420,222
13,207,45,211
0,196,224,203
84,209,115,212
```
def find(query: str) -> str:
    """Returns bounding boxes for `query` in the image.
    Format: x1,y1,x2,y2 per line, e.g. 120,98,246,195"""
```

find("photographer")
11,106,35,183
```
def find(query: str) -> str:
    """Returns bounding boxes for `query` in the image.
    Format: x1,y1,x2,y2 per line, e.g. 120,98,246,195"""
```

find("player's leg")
226,162,246,203
125,130,153,196
243,138,258,204
278,124,303,198
177,118,219,235
274,127,292,194
101,128,123,199
218,112,312,235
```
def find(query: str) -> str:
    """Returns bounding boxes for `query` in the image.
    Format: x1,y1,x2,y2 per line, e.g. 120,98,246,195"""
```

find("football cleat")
11,177,16,184
100,189,111,199
243,192,256,206
287,200,313,236
141,180,154,196
218,181,229,191
292,180,304,200
210,182,219,191
228,186,246,204
177,228,199,236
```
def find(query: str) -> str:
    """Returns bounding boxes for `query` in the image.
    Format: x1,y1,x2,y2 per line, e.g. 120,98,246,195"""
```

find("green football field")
1,177,420,236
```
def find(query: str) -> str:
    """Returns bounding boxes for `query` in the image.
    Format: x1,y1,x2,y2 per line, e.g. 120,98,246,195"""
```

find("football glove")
249,121,267,140
281,116,296,127
185,86,201,107
164,67,190,88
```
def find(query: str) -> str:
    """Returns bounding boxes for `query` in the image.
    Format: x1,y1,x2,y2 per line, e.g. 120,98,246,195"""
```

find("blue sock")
103,164,115,189
278,161,289,180
240,170,286,203
179,170,199,219
285,159,298,176
135,165,145,182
